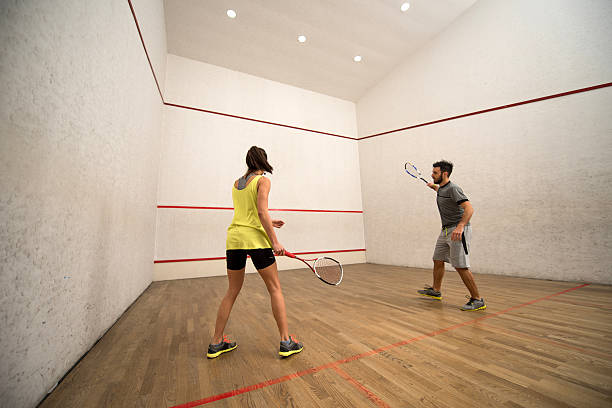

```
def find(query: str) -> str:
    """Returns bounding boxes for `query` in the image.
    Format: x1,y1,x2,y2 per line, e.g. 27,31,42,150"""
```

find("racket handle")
284,251,296,258
420,177,428,183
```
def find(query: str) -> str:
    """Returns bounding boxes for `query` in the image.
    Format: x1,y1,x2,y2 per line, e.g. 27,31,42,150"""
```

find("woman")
207,146,303,359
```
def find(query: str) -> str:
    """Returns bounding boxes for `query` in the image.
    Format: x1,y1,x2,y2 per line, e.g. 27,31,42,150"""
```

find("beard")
433,175,442,184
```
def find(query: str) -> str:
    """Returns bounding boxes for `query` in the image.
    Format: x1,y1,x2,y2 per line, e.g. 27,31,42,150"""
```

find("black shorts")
226,248,276,270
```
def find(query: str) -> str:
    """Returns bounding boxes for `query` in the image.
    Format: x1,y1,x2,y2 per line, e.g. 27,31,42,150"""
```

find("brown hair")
433,160,453,177
244,146,273,177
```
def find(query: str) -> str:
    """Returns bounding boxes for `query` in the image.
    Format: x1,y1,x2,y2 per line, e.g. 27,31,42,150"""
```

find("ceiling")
164,0,477,102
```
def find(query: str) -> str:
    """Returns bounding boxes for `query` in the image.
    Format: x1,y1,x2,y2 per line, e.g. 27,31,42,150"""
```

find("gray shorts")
433,225,471,268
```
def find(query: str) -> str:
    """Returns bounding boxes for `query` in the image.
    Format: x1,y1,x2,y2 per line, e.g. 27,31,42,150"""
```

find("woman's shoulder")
256,175,271,189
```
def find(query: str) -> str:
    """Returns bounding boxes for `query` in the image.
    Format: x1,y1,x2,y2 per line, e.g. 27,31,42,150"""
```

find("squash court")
2,1,611,407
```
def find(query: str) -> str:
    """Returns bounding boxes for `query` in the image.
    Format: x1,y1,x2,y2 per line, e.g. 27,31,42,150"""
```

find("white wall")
132,0,167,95
154,54,365,280
0,1,166,406
357,0,612,284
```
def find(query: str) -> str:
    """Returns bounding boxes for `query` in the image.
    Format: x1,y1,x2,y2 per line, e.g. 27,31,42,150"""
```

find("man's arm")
451,201,474,241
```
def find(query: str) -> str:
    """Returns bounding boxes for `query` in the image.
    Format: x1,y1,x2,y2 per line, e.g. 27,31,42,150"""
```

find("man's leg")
418,229,449,299
455,267,480,299
457,267,486,310
433,260,445,292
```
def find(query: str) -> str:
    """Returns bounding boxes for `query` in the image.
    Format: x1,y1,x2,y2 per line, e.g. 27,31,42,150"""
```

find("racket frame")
284,251,343,286
404,161,429,184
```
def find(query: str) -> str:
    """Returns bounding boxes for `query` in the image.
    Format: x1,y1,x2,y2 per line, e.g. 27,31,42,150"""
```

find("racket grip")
284,251,296,258
420,177,428,183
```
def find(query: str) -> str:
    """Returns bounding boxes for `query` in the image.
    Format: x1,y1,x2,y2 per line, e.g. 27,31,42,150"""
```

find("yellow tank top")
226,175,273,250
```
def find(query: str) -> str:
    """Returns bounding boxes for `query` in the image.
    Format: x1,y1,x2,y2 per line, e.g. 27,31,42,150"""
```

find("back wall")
153,54,366,280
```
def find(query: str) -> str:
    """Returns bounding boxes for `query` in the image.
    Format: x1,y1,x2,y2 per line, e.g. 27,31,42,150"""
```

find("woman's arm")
257,177,285,255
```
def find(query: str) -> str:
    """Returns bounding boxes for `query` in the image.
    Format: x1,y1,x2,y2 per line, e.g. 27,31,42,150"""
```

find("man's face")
432,167,443,184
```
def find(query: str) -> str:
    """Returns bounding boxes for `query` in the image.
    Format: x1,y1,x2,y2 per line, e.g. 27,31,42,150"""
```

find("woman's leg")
257,262,289,341
211,268,245,344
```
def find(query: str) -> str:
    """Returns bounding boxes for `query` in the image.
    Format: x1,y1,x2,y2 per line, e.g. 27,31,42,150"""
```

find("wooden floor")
40,264,612,408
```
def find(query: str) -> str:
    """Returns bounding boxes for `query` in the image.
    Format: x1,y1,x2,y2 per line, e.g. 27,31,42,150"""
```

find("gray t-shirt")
436,181,469,228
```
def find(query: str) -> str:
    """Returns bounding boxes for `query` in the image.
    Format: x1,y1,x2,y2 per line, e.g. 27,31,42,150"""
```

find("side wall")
356,0,612,283
0,1,166,406
154,54,365,280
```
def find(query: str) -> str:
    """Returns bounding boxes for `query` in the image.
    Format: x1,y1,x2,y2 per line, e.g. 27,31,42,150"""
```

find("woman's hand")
272,242,285,256
272,220,285,228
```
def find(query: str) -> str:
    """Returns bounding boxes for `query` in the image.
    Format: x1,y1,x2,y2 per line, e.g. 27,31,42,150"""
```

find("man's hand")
451,224,464,241
427,182,438,191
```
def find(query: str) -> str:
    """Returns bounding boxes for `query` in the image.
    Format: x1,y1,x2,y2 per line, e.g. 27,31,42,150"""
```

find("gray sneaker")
279,335,303,358
417,285,442,300
460,297,486,311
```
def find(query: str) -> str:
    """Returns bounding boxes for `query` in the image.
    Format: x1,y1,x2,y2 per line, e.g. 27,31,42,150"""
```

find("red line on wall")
157,205,363,213
154,256,227,264
127,0,164,102
272,208,363,213
158,206,234,210
126,0,354,140
128,2,610,144
165,102,357,140
153,248,366,264
168,283,589,407
359,82,612,140
293,249,366,255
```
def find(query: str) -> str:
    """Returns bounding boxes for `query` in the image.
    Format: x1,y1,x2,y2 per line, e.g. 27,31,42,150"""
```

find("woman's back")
226,174,272,250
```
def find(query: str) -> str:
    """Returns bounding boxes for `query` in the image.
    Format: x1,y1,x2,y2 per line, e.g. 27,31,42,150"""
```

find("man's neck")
439,179,450,188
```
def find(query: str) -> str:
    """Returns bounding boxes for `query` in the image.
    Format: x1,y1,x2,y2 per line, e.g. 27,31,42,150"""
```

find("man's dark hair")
433,160,453,177
245,146,273,176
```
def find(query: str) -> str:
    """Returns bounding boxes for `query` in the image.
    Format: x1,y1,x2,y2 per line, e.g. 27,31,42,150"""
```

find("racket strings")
314,257,343,285
405,162,420,178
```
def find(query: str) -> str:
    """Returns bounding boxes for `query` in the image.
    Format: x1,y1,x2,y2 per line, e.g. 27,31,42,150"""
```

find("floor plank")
39,264,612,407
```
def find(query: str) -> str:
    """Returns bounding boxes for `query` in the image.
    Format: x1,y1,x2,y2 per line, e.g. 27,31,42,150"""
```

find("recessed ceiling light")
298,35,306,43
227,9,237,18
354,55,362,62
401,2,410,12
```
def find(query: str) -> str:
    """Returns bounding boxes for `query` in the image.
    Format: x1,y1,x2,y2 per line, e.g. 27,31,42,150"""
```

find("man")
417,160,486,311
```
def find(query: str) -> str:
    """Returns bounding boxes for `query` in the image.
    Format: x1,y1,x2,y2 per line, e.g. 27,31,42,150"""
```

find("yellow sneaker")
279,336,303,358
207,335,237,358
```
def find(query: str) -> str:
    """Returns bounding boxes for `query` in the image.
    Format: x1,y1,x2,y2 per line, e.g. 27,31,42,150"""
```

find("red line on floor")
541,296,612,310
331,365,391,408
477,322,612,359
171,362,338,407
157,205,363,213
168,283,589,407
